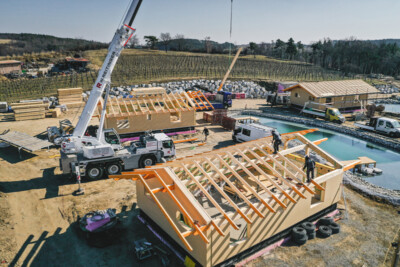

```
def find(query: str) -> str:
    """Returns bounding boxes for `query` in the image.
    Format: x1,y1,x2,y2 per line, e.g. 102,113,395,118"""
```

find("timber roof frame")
111,130,347,251
102,91,196,118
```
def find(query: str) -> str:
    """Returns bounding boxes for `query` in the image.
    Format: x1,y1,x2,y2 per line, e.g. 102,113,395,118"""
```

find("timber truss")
99,91,213,119
111,131,347,251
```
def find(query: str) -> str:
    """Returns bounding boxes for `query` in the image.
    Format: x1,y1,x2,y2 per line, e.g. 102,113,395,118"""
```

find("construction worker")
203,127,209,142
303,155,316,182
271,129,282,154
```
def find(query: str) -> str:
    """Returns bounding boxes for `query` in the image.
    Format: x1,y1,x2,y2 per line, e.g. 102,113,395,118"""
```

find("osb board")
130,87,166,96
105,109,196,134
10,101,43,106
14,110,45,117
11,103,48,110
61,102,84,108
15,114,45,121
138,170,343,267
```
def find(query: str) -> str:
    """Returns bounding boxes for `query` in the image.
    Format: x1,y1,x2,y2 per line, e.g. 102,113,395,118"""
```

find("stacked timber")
57,88,84,109
11,101,47,121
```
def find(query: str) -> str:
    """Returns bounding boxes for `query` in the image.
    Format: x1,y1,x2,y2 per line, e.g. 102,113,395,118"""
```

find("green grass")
0,49,346,102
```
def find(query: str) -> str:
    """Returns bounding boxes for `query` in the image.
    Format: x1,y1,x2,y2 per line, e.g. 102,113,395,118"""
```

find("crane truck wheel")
106,163,122,175
87,165,104,180
140,155,156,168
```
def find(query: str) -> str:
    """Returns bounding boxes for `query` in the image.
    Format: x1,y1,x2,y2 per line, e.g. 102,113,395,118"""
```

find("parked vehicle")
354,117,400,137
301,101,345,123
233,122,274,142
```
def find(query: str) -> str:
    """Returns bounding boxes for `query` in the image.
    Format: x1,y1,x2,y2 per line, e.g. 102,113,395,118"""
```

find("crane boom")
217,47,242,92
73,0,142,138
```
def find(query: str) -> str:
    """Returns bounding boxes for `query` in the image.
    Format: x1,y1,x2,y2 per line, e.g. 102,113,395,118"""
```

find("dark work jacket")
303,159,315,170
272,131,282,142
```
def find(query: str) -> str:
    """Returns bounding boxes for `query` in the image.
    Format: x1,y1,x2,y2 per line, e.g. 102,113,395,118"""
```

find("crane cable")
229,0,233,61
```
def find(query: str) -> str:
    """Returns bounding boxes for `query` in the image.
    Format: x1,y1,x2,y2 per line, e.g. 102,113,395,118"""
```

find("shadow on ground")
9,204,181,267
0,146,36,163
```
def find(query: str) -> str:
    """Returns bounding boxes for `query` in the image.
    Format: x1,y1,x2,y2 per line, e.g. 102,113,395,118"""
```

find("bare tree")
174,34,185,51
159,32,172,53
127,34,139,48
204,36,212,53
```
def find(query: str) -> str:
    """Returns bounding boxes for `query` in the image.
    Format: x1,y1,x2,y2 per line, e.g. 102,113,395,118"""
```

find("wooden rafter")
244,149,307,199
224,151,287,209
152,172,210,244
180,164,239,230
137,174,193,251
204,158,265,218
252,144,316,195
233,149,297,203
216,154,276,213
192,161,253,224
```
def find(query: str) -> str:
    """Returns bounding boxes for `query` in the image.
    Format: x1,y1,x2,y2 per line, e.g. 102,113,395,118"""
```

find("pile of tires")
291,217,340,245
317,217,340,238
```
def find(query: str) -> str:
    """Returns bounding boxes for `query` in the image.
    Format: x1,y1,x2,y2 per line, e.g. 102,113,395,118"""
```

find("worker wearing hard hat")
271,129,282,154
303,155,316,182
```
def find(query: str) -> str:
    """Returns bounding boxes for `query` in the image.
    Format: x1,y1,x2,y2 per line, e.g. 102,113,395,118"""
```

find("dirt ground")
0,99,399,267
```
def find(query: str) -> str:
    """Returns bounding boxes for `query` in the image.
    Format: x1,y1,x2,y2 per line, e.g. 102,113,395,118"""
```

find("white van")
232,123,275,142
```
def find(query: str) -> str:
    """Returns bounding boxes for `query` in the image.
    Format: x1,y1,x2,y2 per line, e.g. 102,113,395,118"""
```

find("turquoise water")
257,117,400,190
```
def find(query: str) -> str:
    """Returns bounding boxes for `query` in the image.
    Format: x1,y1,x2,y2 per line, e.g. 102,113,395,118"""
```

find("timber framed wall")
112,132,358,267
99,90,197,134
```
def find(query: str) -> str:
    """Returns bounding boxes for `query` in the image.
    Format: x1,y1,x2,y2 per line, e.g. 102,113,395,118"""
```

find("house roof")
283,80,380,98
110,130,344,251
0,60,21,65
65,57,89,62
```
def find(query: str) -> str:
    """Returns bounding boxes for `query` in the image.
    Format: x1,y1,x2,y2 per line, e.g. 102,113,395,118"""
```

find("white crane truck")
59,0,175,180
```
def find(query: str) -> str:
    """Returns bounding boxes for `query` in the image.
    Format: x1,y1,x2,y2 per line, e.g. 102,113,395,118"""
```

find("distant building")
284,80,380,111
0,60,22,75
65,57,90,70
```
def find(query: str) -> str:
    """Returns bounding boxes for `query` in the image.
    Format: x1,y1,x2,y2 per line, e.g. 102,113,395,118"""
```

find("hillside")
0,33,107,56
0,49,346,102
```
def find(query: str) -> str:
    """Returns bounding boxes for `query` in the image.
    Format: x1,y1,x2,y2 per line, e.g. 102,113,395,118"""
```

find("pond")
256,117,400,190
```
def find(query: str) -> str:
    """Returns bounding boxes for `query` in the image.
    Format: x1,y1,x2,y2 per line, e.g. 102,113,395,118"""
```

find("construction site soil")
0,99,399,266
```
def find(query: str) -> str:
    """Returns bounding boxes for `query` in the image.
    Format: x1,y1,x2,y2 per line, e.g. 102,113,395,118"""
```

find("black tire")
301,222,316,234
224,104,228,109
140,155,156,168
317,225,332,238
292,226,307,240
389,132,395,138
293,234,308,245
86,165,104,180
329,222,340,234
106,162,122,175
318,217,334,226
307,231,316,240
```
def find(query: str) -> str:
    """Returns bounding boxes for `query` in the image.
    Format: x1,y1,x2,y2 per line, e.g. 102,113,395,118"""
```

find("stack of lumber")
11,101,47,121
58,88,84,109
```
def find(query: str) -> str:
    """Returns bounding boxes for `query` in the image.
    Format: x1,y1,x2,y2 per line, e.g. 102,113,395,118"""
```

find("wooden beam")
165,93,178,111
153,172,210,244
279,138,328,156
245,149,307,199
217,47,243,91
180,164,239,230
137,174,193,251
224,152,287,209
122,99,131,115
296,134,343,168
233,149,298,203
193,161,252,224
216,154,276,213
253,144,316,195
128,99,138,115
151,183,175,194
206,158,265,218
171,93,185,110
145,95,158,113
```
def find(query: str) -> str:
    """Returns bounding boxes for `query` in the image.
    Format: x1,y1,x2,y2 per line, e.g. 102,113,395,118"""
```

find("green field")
0,50,346,102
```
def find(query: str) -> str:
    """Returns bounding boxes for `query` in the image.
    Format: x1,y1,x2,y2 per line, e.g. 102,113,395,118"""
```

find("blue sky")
1,0,400,45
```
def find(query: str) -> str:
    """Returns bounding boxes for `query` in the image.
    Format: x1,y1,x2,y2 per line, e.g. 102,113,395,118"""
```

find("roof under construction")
112,130,359,254
284,79,380,98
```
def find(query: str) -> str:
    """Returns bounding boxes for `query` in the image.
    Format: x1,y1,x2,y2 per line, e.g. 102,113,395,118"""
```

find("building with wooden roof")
111,131,359,266
284,80,380,111
0,60,21,75
98,87,213,135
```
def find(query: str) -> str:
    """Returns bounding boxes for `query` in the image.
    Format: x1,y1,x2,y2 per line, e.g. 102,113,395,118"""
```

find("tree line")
247,37,400,77
0,33,107,57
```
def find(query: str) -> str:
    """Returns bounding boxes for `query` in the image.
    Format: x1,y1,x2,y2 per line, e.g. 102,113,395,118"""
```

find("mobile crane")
59,0,175,182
